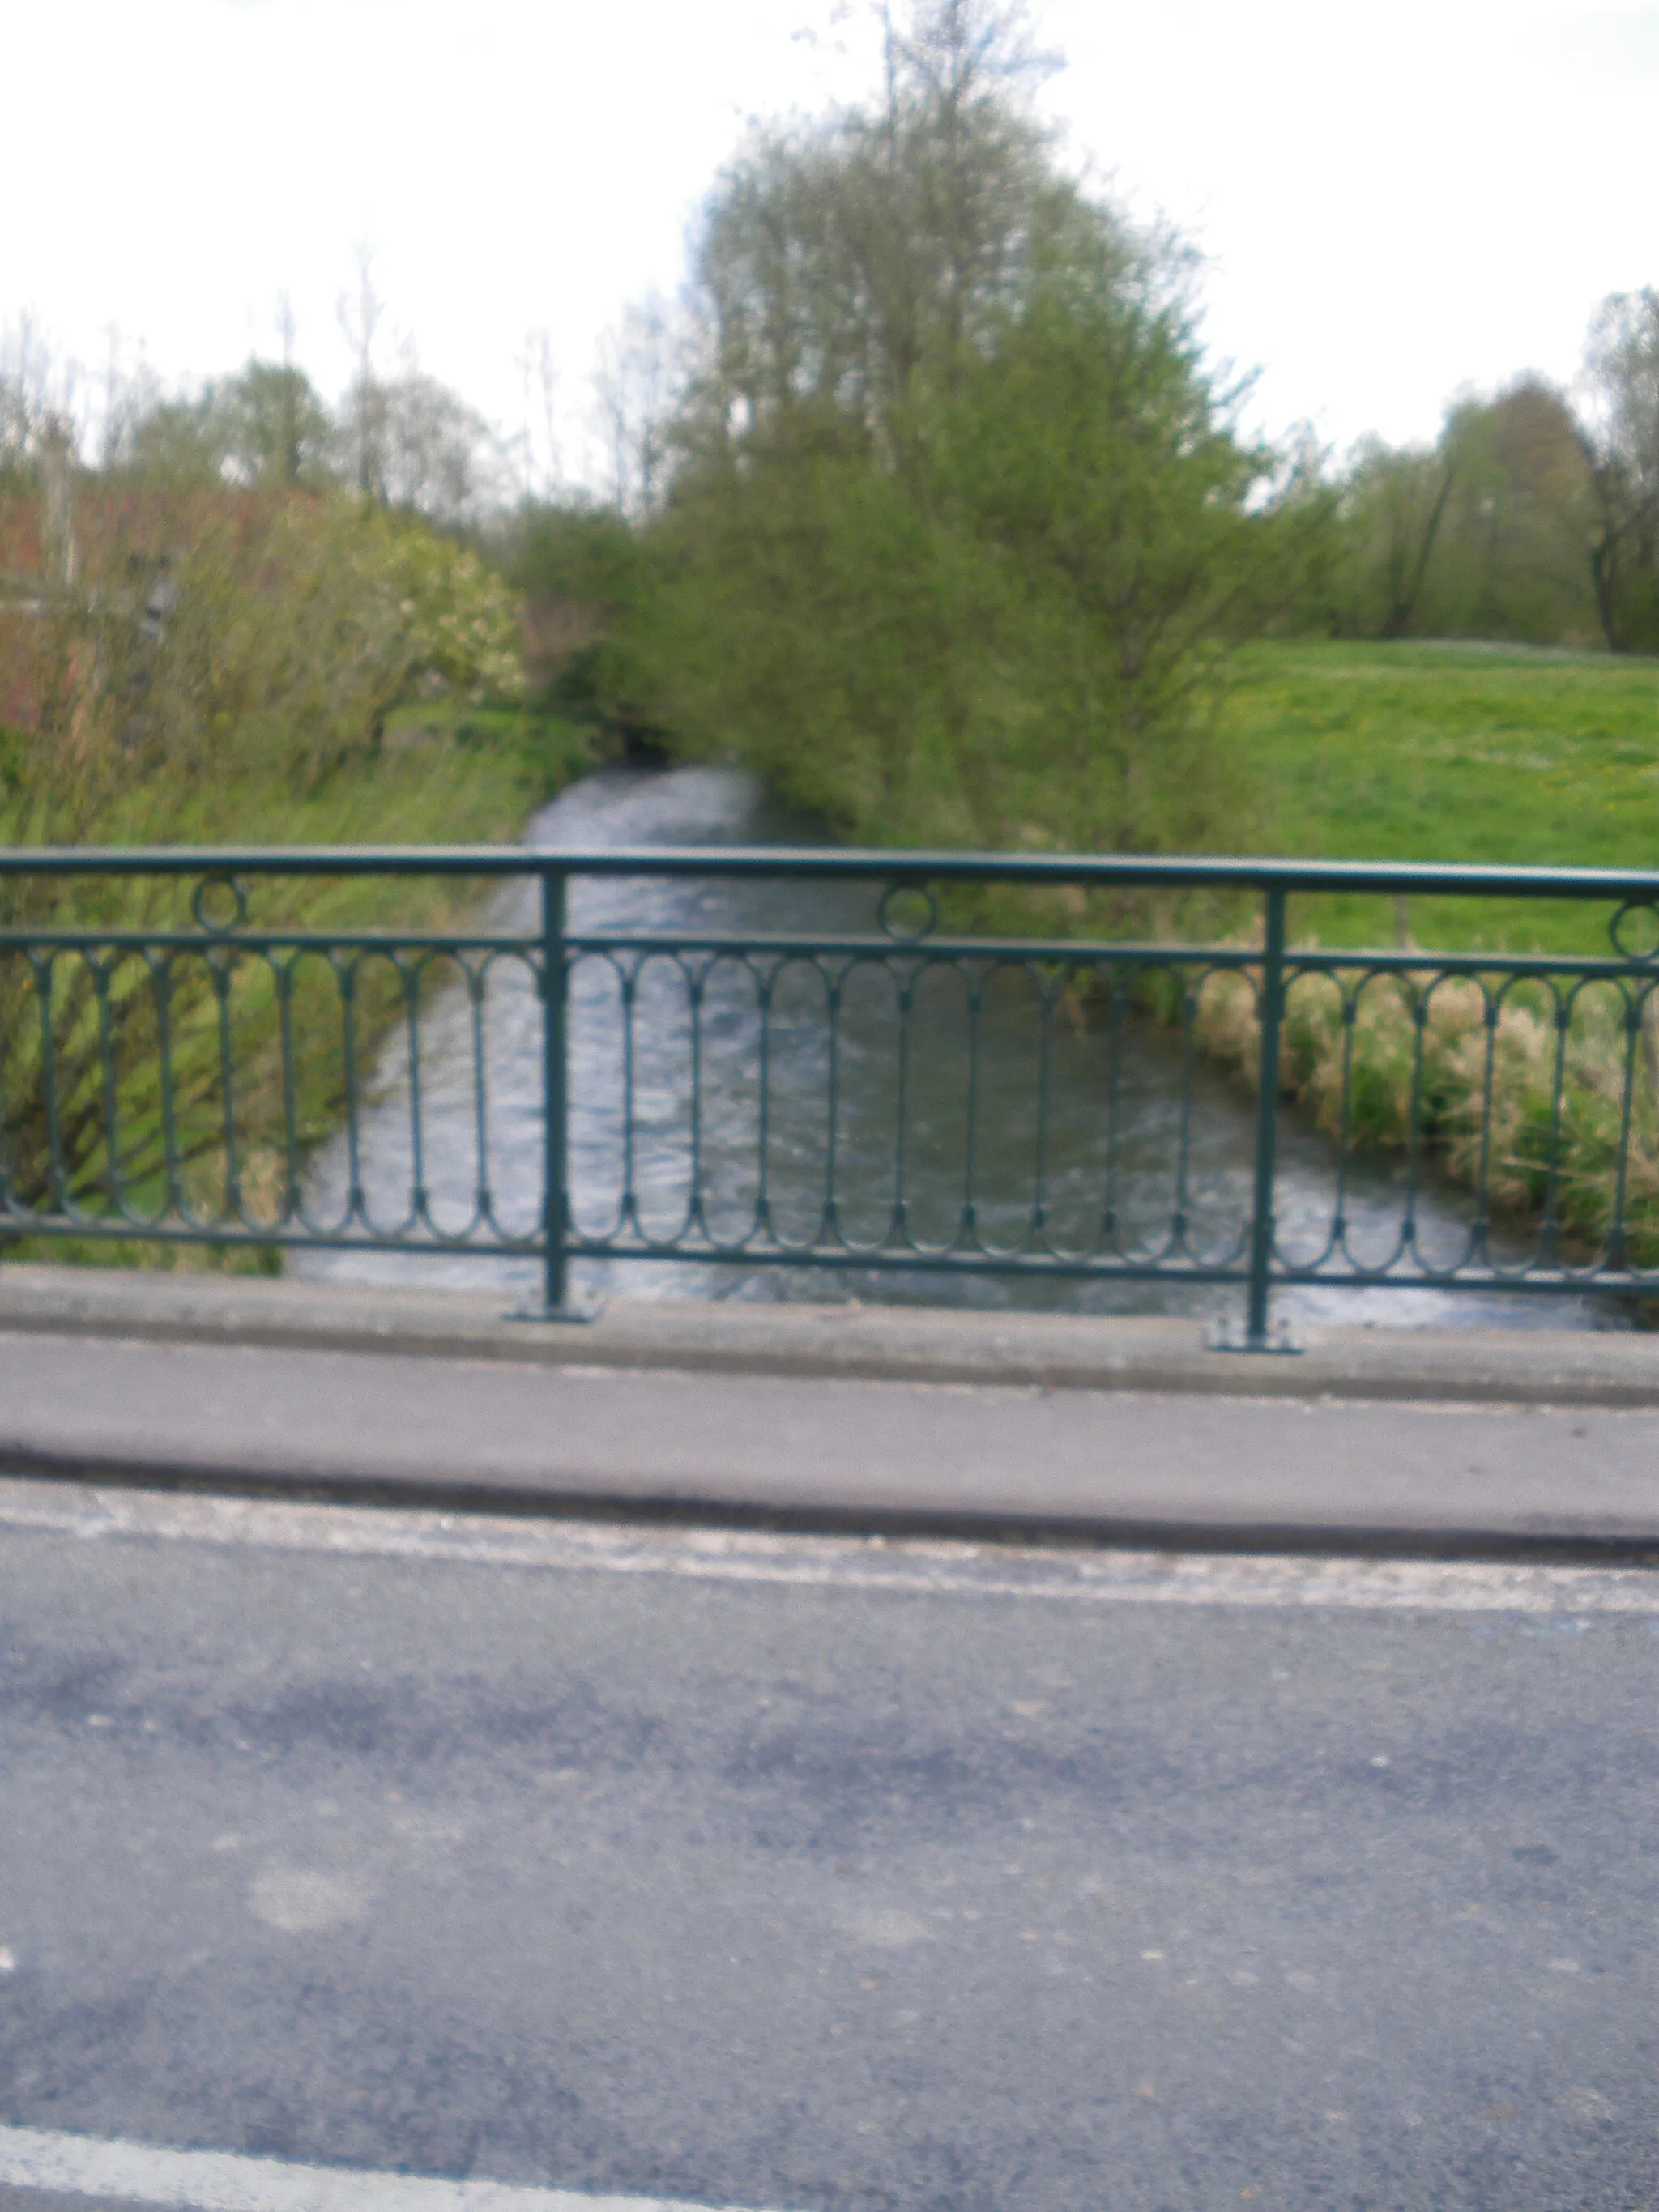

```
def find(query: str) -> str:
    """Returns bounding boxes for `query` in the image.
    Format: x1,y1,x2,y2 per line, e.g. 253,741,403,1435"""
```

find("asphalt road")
1,1478,1657,2212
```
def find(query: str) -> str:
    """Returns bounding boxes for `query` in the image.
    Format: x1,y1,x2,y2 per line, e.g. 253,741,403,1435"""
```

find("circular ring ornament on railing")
1610,899,1659,963
878,882,938,941
191,874,249,935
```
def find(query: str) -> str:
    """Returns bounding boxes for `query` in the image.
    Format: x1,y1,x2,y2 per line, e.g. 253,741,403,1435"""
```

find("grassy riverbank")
79,709,586,859
1223,639,1659,953
10,635,1658,1285
0,710,593,1272
1199,641,1659,1270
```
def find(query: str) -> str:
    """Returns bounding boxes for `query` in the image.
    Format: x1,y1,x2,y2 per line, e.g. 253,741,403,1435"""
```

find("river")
296,765,1614,1330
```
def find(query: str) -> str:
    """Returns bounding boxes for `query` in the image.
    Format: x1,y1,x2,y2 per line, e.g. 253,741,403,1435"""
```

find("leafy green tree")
609,0,1294,857
509,502,647,716
1328,437,1459,641
122,360,331,489
119,355,501,524
220,361,333,486
339,367,508,526
1321,379,1597,646
512,501,643,609
0,396,528,1237
1421,381,1597,642
1580,288,1659,653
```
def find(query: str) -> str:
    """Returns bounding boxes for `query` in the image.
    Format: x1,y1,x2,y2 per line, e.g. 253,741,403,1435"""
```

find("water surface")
298,767,1611,1330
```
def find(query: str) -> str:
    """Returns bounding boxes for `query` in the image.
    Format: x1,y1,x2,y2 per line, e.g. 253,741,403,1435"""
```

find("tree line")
1311,292,1659,654
529,0,1315,859
0,347,505,535
6,0,1659,872
0,326,522,858
521,0,1659,861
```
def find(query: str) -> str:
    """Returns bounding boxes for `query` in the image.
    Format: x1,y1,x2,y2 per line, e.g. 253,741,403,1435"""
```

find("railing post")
541,867,568,1311
521,863,594,1322
1246,885,1287,1347
1211,883,1300,1353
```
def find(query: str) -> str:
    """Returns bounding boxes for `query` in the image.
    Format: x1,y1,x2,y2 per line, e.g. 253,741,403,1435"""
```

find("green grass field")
154,705,589,860
1,705,591,864
1221,640,1659,954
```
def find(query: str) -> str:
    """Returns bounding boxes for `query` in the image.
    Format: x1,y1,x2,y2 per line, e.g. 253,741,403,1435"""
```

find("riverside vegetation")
1206,642,1659,1272
5,0,1659,1278
0,472,589,1265
568,2,1659,1277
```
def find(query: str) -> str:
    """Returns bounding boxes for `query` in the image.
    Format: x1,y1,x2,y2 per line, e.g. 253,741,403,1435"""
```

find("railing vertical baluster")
620,961,638,1234
404,955,428,1232
1171,970,1198,1256
215,953,241,1222
340,956,364,1225
275,957,300,1225
893,961,915,1247
754,962,774,1242
94,958,124,1219
823,965,842,1246
540,865,571,1315
1539,986,1572,1269
1243,887,1288,1350
468,961,493,1234
1606,983,1643,1271
962,969,983,1250
1099,970,1124,1257
36,954,67,1215
686,960,706,1240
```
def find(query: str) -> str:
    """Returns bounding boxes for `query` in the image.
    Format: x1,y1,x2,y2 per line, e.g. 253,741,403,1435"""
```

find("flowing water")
296,766,1614,1329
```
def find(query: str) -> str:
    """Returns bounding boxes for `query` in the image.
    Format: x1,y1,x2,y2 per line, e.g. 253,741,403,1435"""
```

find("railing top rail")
2,842,1659,901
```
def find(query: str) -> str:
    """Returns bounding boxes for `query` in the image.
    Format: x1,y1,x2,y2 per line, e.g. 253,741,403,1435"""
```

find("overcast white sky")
6,0,1657,482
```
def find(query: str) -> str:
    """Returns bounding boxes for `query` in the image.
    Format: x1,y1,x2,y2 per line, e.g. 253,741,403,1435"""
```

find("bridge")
2,837,1659,2212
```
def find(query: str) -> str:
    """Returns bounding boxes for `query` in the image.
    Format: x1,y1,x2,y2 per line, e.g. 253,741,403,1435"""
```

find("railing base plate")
1205,1315,1304,1356
506,1302,605,1327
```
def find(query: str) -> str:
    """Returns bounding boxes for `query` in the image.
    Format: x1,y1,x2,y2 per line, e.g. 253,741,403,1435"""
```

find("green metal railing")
2,843,1658,1346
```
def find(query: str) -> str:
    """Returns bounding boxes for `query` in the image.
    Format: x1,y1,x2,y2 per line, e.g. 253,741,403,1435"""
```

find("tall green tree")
1580,288,1659,654
1427,381,1597,642
1321,379,1598,647
220,361,332,486
122,360,331,489
611,0,1291,856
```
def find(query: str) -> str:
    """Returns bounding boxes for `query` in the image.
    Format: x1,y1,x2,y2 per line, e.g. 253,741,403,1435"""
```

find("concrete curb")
6,1446,1657,1566
1,1260,1657,1407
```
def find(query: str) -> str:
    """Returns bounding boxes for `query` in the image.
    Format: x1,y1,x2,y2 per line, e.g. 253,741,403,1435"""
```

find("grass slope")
2,711,593,1272
1222,641,1659,954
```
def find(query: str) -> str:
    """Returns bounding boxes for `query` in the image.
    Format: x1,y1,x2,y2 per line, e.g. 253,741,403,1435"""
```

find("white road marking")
0,1474,1654,1616
0,2124,786,2212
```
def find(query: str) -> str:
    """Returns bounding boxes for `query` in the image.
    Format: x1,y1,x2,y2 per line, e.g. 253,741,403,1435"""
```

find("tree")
1426,381,1596,641
219,360,332,488
518,327,562,503
1580,288,1659,654
337,247,386,502
676,0,1068,480
1,318,84,489
608,0,1289,857
331,252,507,523
1322,379,1598,646
369,367,509,526
115,361,331,495
593,298,672,517
510,501,646,710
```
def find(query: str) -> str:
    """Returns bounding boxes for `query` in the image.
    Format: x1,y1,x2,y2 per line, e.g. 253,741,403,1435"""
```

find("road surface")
1,1477,1656,2211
